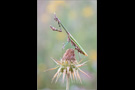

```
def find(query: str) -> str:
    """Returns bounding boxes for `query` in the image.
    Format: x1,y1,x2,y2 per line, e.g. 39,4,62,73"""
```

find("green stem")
66,74,70,90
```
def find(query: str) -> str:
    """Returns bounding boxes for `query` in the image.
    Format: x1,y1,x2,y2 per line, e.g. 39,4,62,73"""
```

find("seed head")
45,49,90,84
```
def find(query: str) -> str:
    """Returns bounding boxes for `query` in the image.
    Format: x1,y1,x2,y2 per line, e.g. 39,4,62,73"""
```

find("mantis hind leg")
78,52,82,60
61,41,70,58
62,41,70,49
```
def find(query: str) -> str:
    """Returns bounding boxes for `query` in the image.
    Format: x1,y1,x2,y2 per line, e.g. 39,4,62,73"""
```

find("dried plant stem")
66,74,70,90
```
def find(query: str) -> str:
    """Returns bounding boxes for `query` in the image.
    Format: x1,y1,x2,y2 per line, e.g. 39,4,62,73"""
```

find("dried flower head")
44,49,90,85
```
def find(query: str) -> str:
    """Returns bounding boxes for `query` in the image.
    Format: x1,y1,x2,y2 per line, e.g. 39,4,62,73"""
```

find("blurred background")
37,0,97,90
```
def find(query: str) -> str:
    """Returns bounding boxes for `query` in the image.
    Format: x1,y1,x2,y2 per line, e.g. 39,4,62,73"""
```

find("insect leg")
78,52,82,60
50,25,62,32
62,41,70,49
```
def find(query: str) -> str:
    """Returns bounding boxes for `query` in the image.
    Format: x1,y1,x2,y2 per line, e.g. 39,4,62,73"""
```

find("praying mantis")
50,13,88,56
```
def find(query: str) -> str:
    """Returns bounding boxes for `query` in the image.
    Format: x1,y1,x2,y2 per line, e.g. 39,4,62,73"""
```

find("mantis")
50,13,88,56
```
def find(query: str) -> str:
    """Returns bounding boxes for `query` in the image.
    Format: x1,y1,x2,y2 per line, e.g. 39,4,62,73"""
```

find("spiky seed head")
45,48,90,84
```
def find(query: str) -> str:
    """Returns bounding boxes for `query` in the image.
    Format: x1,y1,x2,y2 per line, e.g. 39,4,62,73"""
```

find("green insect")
50,13,88,56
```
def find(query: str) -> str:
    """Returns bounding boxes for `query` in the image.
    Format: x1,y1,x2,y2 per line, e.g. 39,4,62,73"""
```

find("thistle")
44,49,90,90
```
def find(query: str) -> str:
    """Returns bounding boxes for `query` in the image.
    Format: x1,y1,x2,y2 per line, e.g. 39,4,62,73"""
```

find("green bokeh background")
37,0,97,90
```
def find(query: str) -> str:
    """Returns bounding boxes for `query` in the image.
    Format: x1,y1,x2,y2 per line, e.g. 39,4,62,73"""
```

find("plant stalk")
66,74,70,90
